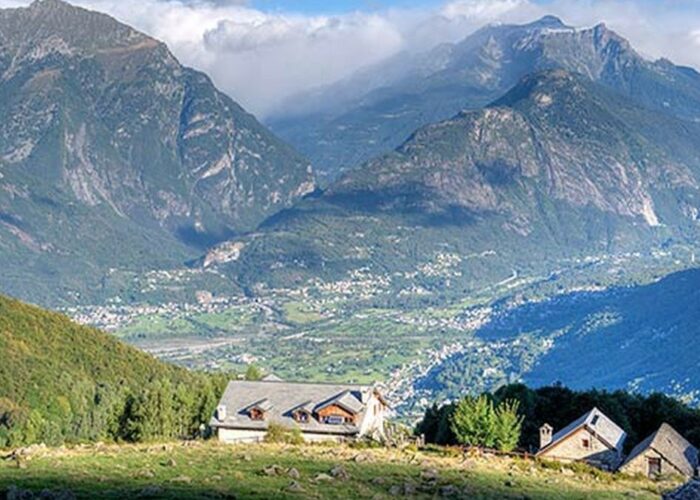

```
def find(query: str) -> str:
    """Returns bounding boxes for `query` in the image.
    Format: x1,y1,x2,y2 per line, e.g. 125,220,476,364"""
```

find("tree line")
416,383,700,452
0,374,229,448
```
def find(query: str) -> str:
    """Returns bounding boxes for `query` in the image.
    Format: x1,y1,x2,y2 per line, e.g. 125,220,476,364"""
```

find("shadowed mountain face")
209,70,700,292
269,16,700,181
0,0,314,304
419,267,700,403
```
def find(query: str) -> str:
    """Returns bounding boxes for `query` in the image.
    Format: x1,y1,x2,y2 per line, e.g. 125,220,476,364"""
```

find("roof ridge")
228,379,371,388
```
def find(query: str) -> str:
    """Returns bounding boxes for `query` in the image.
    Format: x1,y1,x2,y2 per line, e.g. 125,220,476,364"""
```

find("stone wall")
540,427,621,469
621,448,685,478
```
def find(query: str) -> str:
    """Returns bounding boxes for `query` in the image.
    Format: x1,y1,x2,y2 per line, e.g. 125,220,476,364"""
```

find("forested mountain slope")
0,294,224,447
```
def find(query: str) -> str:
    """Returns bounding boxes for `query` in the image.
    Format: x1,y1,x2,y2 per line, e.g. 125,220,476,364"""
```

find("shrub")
245,365,263,381
264,423,304,445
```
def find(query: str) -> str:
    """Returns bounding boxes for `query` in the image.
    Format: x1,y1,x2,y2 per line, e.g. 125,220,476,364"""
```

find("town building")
536,407,626,470
210,379,388,443
620,423,698,478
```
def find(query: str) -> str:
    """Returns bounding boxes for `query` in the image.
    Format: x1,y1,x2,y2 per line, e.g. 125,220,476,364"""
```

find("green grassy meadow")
0,441,677,499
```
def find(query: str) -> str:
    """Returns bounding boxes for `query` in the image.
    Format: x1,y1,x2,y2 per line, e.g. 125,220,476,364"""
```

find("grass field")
0,441,678,499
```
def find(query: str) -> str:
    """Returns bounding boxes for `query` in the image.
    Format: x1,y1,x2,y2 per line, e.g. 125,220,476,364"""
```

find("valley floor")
0,441,678,499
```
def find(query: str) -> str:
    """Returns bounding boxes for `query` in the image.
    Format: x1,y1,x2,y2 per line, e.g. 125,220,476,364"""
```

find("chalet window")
647,457,662,476
294,411,310,423
581,439,591,449
591,415,599,425
249,409,265,421
325,415,345,425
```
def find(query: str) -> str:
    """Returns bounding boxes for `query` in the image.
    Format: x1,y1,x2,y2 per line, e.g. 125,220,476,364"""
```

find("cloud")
2,0,700,118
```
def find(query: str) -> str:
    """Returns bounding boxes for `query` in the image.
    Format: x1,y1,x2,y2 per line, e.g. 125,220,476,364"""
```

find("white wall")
217,427,348,444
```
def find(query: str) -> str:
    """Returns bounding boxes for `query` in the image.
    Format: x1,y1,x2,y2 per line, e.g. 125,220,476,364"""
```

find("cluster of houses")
210,379,698,480
537,407,699,479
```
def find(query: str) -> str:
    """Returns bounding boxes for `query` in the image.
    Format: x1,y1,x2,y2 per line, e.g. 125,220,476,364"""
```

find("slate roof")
247,398,273,412
538,407,627,455
210,380,376,435
621,423,699,477
318,390,364,414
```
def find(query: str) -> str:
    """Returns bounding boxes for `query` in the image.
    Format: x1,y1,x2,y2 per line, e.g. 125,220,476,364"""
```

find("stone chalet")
620,423,699,478
210,380,388,443
536,407,626,470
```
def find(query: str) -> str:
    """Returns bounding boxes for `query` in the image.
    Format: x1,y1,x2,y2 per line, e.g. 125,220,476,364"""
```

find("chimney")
540,423,553,449
217,404,227,421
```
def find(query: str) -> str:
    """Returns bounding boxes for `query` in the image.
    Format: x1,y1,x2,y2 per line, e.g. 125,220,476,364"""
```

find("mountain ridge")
270,16,700,181
0,0,314,305
207,69,700,295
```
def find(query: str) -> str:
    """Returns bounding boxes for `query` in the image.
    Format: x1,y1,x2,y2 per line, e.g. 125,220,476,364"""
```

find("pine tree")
450,395,497,448
493,399,524,452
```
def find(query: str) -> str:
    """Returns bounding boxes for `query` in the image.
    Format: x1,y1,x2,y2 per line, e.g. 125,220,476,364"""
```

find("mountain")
269,16,700,181
207,70,700,294
0,0,314,305
0,293,224,446
419,267,700,404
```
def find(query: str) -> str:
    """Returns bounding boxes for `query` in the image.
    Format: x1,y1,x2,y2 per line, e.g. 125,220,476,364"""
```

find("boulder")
287,481,304,492
262,465,284,476
135,469,156,479
330,465,350,480
421,468,439,482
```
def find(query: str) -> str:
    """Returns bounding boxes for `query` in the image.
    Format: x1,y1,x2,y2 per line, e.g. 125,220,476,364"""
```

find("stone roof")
538,407,626,455
247,398,273,412
622,423,698,477
318,390,364,414
210,380,376,435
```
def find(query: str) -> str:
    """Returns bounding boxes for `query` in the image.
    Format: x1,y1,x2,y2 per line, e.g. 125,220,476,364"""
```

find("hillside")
0,294,223,447
270,16,700,180
0,441,674,499
413,267,700,406
0,0,313,305
207,70,700,296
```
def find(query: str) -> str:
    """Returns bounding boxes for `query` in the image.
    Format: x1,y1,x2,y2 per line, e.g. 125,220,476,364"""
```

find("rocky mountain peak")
2,0,155,54
29,0,73,11
526,15,569,30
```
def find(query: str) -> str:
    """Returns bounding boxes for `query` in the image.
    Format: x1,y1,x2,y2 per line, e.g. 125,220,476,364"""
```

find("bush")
264,423,304,445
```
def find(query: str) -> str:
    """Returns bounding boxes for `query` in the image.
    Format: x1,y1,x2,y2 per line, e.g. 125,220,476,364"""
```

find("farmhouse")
536,407,626,470
210,379,388,443
620,423,698,478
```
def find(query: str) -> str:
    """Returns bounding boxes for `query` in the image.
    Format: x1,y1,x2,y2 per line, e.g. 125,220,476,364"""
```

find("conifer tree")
494,399,524,452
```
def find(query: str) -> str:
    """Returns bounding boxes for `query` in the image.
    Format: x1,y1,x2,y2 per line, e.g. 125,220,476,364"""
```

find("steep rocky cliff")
0,0,313,303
